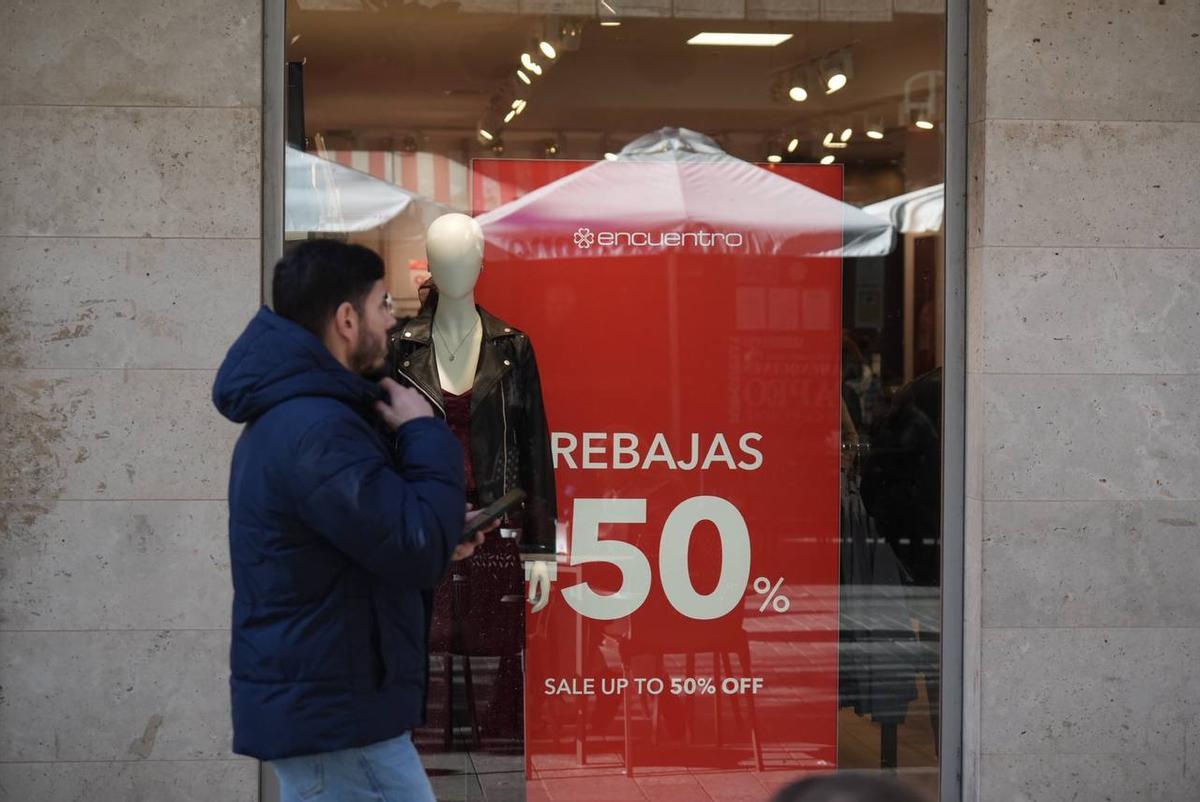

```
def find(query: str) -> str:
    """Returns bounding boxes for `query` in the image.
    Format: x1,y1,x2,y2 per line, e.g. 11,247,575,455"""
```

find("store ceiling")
287,0,944,162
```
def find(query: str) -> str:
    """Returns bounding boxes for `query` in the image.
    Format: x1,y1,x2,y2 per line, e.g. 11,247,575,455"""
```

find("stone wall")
965,2,1200,800
0,1,262,798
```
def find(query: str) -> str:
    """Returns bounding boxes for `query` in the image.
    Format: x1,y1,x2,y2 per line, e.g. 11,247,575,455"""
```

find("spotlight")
840,128,852,142
820,155,835,165
544,140,559,157
864,113,885,139
767,154,782,163
539,41,557,59
902,71,943,134
788,85,808,102
787,137,800,153
517,70,531,85
478,128,494,143
504,110,517,123
819,50,853,95
823,132,835,147
521,53,543,75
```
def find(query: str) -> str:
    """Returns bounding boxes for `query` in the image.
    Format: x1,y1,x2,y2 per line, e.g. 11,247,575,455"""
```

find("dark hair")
272,240,385,336
772,774,928,802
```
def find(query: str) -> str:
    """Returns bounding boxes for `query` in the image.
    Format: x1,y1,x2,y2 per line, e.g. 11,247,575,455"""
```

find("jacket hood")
213,306,384,424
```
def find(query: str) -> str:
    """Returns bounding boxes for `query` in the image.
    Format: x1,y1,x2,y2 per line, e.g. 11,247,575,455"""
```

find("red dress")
422,389,524,747
443,390,476,499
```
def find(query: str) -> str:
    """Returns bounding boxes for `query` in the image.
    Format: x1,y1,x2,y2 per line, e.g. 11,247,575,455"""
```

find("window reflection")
285,1,946,798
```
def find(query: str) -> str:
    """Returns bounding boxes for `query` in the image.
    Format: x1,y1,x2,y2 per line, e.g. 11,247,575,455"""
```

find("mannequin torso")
433,295,483,395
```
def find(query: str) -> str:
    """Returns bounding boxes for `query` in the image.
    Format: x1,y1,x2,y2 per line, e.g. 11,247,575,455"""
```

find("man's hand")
452,505,501,562
374,378,433,431
452,531,485,562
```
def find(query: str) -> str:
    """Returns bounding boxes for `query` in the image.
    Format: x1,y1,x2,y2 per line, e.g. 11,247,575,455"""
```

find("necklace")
434,316,480,363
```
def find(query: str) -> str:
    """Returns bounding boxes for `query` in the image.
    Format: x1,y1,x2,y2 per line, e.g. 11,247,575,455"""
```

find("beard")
350,327,389,380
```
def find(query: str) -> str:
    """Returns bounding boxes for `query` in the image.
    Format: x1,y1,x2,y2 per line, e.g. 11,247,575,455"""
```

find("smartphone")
462,488,526,541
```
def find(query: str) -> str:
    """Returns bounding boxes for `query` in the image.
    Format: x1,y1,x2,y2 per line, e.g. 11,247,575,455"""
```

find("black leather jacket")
388,304,556,554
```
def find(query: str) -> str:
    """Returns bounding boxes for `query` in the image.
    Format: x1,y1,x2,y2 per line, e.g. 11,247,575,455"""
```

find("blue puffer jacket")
212,307,465,761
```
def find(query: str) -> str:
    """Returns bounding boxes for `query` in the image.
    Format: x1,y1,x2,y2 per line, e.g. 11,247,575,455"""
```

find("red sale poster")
473,147,843,799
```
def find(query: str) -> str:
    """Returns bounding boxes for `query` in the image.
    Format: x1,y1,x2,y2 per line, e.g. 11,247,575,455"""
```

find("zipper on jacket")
395,367,446,417
500,380,509,495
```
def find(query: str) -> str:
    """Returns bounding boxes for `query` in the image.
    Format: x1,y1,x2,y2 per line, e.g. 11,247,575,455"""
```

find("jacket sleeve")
517,340,558,554
292,413,466,588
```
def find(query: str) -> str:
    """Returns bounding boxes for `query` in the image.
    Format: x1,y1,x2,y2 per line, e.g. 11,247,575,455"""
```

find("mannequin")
391,211,557,622
390,213,558,750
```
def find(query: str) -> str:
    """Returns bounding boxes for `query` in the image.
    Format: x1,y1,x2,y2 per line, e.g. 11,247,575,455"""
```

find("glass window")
283,1,947,798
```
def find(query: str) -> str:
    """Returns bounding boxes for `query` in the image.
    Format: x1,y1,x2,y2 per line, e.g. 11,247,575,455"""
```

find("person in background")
213,240,487,802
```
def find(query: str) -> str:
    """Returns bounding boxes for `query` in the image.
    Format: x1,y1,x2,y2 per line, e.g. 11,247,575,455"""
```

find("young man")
213,240,484,801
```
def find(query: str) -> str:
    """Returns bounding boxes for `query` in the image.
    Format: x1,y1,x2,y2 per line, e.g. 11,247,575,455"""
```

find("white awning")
477,127,896,259
863,183,944,235
285,146,436,233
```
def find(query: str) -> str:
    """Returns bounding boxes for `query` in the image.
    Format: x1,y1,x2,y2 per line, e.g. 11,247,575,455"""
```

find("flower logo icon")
573,227,595,249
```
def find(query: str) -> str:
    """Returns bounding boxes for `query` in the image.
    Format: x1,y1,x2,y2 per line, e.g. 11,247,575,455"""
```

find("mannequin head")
426,213,484,300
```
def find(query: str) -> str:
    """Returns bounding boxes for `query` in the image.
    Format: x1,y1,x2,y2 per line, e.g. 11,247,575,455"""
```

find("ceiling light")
521,53,543,75
788,86,808,102
540,41,557,59
916,119,935,130
479,128,494,142
767,154,782,163
787,137,799,153
517,70,531,85
822,132,835,147
827,142,847,149
840,128,852,142
825,72,847,93
504,110,517,123
687,32,794,47
864,113,885,139
820,155,835,165
601,21,621,26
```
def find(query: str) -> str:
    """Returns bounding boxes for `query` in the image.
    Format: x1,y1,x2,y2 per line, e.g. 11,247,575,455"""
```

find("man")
213,240,484,801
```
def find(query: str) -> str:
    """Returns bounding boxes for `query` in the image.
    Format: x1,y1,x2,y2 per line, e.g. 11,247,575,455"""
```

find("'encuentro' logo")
572,226,743,250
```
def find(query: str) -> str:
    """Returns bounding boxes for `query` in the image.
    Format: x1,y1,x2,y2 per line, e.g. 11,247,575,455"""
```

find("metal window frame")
257,1,285,797
257,0,970,798
940,1,969,800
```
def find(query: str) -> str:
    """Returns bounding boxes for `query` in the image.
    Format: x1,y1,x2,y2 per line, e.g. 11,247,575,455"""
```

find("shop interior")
284,1,946,799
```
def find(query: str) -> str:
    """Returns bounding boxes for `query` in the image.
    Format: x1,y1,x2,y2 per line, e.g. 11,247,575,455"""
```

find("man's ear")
332,300,358,343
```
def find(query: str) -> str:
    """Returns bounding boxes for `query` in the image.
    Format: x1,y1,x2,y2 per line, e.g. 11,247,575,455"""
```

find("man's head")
272,240,394,377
